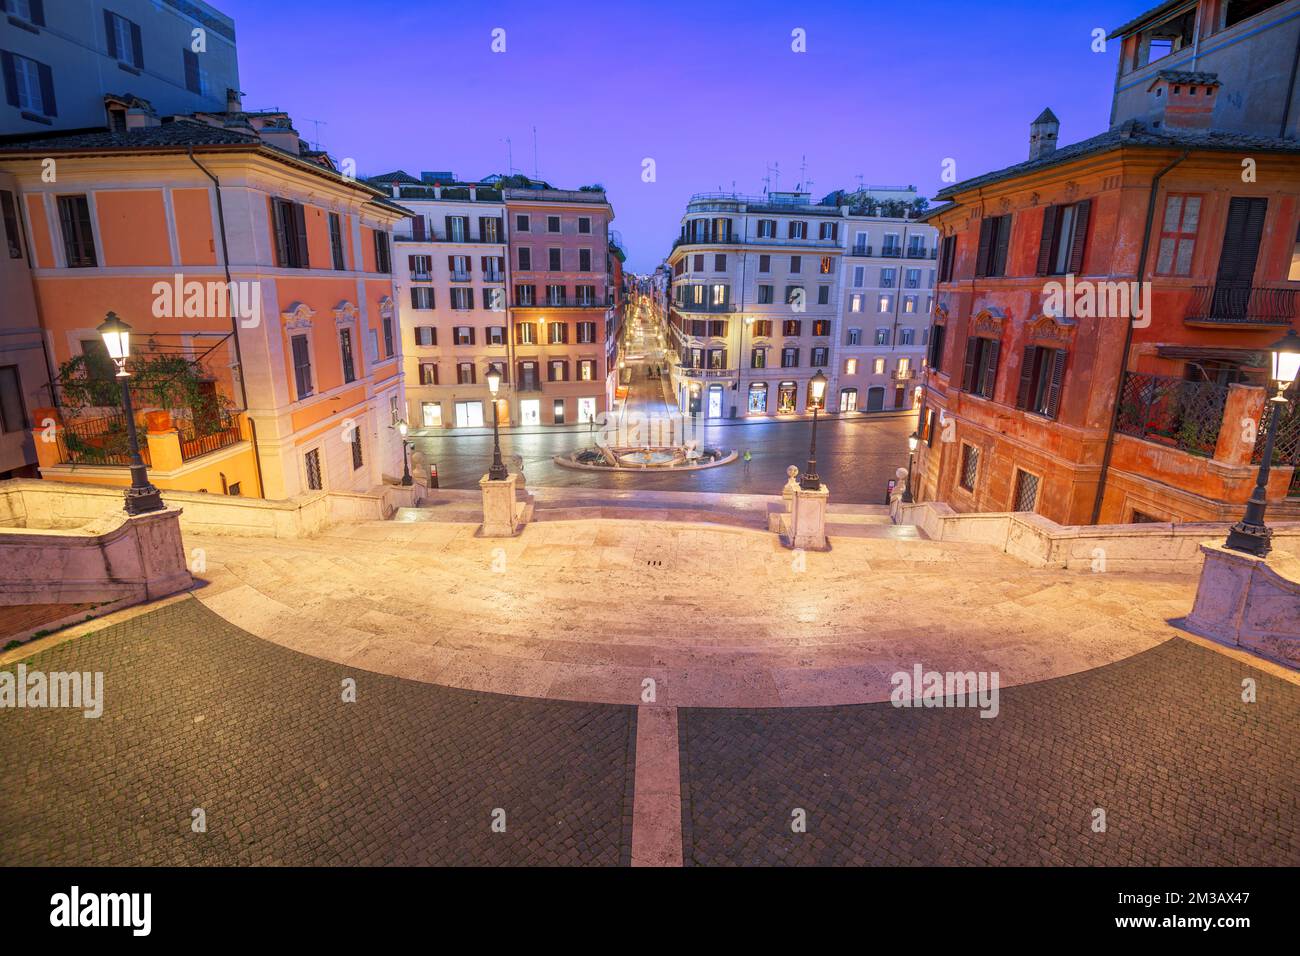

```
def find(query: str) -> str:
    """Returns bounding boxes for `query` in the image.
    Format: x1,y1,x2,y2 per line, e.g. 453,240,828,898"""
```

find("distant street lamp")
903,430,920,503
97,312,163,515
1224,329,1300,557
486,367,508,480
394,419,413,486
801,369,828,491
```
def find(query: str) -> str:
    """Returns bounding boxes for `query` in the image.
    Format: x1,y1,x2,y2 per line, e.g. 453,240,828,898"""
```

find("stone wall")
1184,543,1300,669
896,500,1300,572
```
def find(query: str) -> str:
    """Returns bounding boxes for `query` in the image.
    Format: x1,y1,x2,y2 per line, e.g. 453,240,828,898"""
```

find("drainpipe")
188,146,265,499
1088,150,1189,524
1279,22,1300,138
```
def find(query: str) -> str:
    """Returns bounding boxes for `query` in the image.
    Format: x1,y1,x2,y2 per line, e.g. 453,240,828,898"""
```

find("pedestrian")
743,449,752,475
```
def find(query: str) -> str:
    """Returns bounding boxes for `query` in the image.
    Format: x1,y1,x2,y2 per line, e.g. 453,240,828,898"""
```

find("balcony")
880,247,902,258
893,368,916,381
1116,372,1226,458
849,245,873,256
905,247,934,260
450,271,471,282
410,271,432,282
1184,285,1296,329
679,367,738,380
672,302,737,315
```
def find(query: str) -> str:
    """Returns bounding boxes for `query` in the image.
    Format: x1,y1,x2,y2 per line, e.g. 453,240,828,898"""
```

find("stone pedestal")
787,483,830,552
478,473,526,537
1185,542,1300,668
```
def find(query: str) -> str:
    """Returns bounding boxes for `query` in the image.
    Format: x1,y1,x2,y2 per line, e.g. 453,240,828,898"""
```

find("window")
451,288,476,311
382,316,395,358
449,254,470,280
578,216,591,234
516,322,536,345
291,334,313,399
819,256,833,275
419,362,438,385
873,357,886,375
790,256,802,274
748,383,768,412
846,328,861,346
547,215,561,233
453,326,474,346
57,195,96,267
1036,201,1091,276
757,285,774,304
818,222,838,241
579,248,592,272
1,190,24,259
927,324,947,371
1012,469,1040,513
817,286,830,305
577,321,596,343
853,266,865,288
693,254,704,271
445,216,466,242
304,448,322,491
958,443,979,492
105,10,143,67
0,365,26,433
480,217,501,242
845,358,858,375
411,287,434,310
905,268,921,289
707,348,726,369
575,284,596,305
758,254,771,273
880,268,896,289
547,284,566,306
1155,195,1202,276
6,1,44,25
351,425,364,470
903,296,917,314
270,198,309,269
327,212,345,270
547,322,567,345
373,230,391,274
782,319,802,336
938,234,957,282
757,219,776,238
339,328,356,384
516,284,535,306
578,359,596,381
751,320,771,336
1016,345,1068,419
897,357,911,376
548,359,568,382
811,347,828,366
183,48,202,94
710,284,728,306
457,362,476,385
961,336,1001,399
788,221,807,240
515,213,530,232
1291,221,1300,281
850,294,863,313
900,328,915,346
518,247,532,271
714,253,727,271
976,214,1013,277
548,248,561,271
839,388,857,412
781,347,799,368
785,286,803,306
878,294,893,313
751,348,767,369
488,326,506,346
482,255,503,281
875,328,890,346
812,319,830,336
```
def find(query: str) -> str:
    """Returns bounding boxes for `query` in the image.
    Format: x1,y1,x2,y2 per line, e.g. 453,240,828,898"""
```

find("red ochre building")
915,0,1300,525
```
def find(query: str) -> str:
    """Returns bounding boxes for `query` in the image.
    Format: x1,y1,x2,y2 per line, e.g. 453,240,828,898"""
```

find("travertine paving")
190,516,1198,707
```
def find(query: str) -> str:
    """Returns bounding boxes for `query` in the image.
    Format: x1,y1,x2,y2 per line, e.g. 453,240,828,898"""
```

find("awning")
1155,345,1265,366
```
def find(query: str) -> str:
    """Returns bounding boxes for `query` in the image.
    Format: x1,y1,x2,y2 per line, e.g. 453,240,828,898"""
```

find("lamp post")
802,369,828,491
486,367,508,480
394,419,413,486
97,312,164,515
903,430,920,503
1223,329,1300,557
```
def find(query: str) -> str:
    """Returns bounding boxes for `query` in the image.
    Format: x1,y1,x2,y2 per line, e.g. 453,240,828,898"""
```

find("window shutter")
1066,200,1090,275
1044,349,1067,419
104,11,118,58
962,337,979,392
183,48,200,92
1215,197,1267,285
444,216,453,241
36,61,55,116
974,218,994,277
1,53,17,108
271,200,290,267
991,215,1011,276
1016,346,1036,409
980,339,1001,400
130,22,144,68
411,216,424,241
1036,206,1058,275
29,0,46,26
293,203,309,268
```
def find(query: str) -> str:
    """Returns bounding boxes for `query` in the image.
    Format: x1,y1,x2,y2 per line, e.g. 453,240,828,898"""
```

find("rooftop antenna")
765,161,781,194
798,154,808,192
301,117,327,150
505,137,514,175
855,173,865,191
532,126,539,179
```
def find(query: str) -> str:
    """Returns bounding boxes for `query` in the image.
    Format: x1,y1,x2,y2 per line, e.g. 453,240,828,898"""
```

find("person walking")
743,449,752,475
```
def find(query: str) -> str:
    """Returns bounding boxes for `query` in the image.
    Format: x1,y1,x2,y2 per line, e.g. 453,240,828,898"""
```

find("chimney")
1145,71,1219,130
1029,108,1060,160
225,87,243,113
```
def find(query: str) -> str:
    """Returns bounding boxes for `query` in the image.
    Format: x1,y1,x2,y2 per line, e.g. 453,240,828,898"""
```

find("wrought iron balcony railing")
1184,285,1296,328
1116,371,1228,458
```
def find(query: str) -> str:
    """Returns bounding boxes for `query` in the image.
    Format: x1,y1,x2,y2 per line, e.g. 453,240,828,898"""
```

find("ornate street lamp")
802,369,828,491
97,312,163,515
1224,329,1300,557
394,419,413,486
903,430,920,503
486,366,508,480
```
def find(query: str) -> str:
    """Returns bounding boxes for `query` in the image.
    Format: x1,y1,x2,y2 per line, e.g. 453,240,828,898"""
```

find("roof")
1150,69,1220,86
1108,0,1194,40
1032,108,1060,125
917,201,958,223
932,120,1300,202
365,169,423,185
0,121,412,217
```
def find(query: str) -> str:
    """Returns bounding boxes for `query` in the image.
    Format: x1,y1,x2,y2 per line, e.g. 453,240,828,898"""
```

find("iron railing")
56,412,151,467
1252,394,1300,468
178,415,244,462
1184,285,1296,327
1116,372,1228,458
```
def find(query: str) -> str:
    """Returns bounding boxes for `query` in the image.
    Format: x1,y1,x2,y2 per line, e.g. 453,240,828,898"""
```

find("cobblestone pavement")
0,599,637,866
679,638,1300,866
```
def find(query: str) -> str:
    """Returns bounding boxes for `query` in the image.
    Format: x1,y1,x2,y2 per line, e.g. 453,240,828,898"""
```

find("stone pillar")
479,472,524,537
1185,541,1300,668
146,428,184,473
1213,384,1267,466
788,483,830,552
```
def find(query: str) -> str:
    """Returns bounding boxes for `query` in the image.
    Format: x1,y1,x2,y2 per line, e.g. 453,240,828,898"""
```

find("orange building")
915,0,1300,525
0,107,410,499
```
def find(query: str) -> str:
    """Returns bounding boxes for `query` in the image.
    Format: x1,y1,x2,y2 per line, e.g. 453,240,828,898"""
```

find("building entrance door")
866,386,885,411
520,399,540,426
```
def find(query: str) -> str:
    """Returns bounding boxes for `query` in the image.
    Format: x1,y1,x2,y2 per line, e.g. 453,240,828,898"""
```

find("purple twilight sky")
217,0,1148,272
